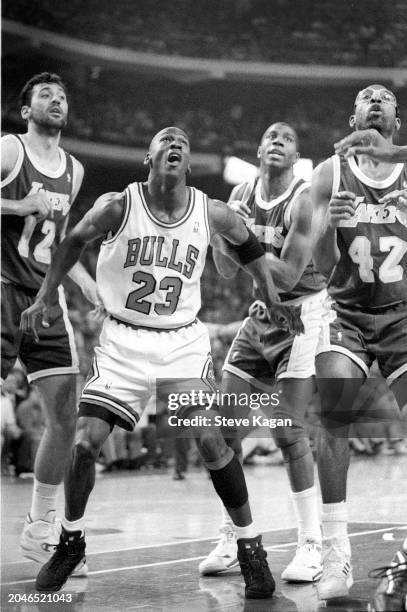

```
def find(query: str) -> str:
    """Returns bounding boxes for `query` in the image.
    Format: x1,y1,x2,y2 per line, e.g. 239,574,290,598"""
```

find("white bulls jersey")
96,182,210,329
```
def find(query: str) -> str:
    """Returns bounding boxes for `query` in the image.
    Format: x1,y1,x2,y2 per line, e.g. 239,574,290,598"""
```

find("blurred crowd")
4,0,407,67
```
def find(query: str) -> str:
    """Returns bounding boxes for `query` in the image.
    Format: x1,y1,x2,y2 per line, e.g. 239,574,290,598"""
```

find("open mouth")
167,152,182,164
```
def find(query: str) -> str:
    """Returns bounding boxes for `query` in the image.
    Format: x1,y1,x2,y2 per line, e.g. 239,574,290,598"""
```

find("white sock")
220,502,234,531
291,486,321,545
234,523,258,540
322,501,350,556
403,538,407,551
30,480,59,522
62,517,85,535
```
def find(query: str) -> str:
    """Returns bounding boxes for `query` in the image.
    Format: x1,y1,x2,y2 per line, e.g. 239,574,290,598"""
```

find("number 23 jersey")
96,182,210,329
328,154,407,309
1,134,77,291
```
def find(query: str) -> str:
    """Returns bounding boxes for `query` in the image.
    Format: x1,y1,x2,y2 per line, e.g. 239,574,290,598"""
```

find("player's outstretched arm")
334,129,407,162
208,198,304,334
311,159,350,278
20,192,125,339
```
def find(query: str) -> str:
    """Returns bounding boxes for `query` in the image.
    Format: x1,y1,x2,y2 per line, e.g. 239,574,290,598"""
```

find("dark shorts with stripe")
1,281,79,383
316,300,407,384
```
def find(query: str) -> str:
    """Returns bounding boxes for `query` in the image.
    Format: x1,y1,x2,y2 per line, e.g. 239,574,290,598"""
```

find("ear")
395,117,401,132
144,153,152,167
187,164,192,175
349,114,356,128
257,145,261,159
21,106,30,122
295,151,300,162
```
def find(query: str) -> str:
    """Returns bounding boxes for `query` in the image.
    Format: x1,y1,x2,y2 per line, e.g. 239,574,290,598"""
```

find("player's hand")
327,191,357,228
268,303,304,335
379,188,407,207
228,199,251,220
19,193,52,221
250,300,304,335
334,129,396,161
20,296,51,342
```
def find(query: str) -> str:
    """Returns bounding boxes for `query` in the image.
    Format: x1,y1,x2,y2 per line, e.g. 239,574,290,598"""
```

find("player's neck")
23,125,62,165
259,168,294,201
145,178,189,221
356,150,397,180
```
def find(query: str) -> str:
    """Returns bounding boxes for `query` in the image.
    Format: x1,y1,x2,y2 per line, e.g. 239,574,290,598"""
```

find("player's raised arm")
265,188,315,292
211,183,251,279
334,129,407,162
311,158,352,278
208,197,304,334
20,191,125,338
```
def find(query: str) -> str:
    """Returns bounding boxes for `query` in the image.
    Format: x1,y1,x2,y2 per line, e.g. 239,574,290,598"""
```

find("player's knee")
198,430,227,463
73,436,101,465
277,437,310,463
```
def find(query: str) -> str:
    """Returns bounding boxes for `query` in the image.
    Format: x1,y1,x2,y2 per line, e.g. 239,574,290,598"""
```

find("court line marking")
4,525,406,586
2,525,298,566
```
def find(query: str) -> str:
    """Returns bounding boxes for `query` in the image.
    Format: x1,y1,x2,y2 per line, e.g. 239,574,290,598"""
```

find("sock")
291,486,321,545
235,523,258,539
322,501,350,556
62,517,85,535
403,537,407,552
30,480,59,522
220,502,234,530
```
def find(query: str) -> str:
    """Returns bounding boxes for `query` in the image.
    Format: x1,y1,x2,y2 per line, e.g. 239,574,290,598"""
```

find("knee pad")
209,454,248,509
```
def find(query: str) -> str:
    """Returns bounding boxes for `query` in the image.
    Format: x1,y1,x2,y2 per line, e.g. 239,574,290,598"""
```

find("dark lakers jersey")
328,154,407,309
234,177,326,302
1,135,76,291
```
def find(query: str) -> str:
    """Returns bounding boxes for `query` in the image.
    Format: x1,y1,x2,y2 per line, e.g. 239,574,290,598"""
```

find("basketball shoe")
199,525,238,575
317,538,353,600
237,535,275,599
36,527,86,592
368,545,407,611
281,539,323,582
20,514,88,577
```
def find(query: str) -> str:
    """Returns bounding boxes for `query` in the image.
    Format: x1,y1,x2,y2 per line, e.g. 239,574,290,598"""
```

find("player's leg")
199,370,257,576
274,377,323,582
191,413,275,599
316,351,365,600
35,412,112,592
20,374,80,567
368,370,407,612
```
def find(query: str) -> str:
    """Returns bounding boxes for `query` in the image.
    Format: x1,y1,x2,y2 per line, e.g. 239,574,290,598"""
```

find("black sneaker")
36,527,86,592
237,535,275,599
368,547,407,611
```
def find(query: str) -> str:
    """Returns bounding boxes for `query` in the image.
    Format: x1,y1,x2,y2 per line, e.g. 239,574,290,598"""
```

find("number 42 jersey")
96,182,210,329
328,154,407,309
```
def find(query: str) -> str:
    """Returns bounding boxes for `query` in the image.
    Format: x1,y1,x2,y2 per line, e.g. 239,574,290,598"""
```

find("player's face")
257,123,299,170
22,83,68,131
146,128,191,179
350,85,400,136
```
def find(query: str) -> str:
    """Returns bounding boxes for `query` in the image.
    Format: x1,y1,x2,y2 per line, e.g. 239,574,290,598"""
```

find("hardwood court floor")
1,453,406,612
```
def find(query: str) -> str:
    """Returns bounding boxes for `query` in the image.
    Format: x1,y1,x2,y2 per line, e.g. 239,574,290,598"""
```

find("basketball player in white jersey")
312,85,407,609
200,123,327,583
1,73,99,575
21,126,303,597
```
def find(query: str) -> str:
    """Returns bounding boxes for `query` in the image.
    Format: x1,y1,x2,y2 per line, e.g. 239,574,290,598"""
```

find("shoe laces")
240,544,269,582
322,544,350,578
295,541,320,562
212,526,235,551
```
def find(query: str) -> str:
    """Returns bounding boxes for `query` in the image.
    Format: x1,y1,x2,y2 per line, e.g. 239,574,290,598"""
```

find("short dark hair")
19,72,67,108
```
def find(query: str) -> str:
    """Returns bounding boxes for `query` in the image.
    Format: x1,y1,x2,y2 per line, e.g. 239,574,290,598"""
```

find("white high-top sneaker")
282,539,323,582
199,525,238,575
317,538,353,600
